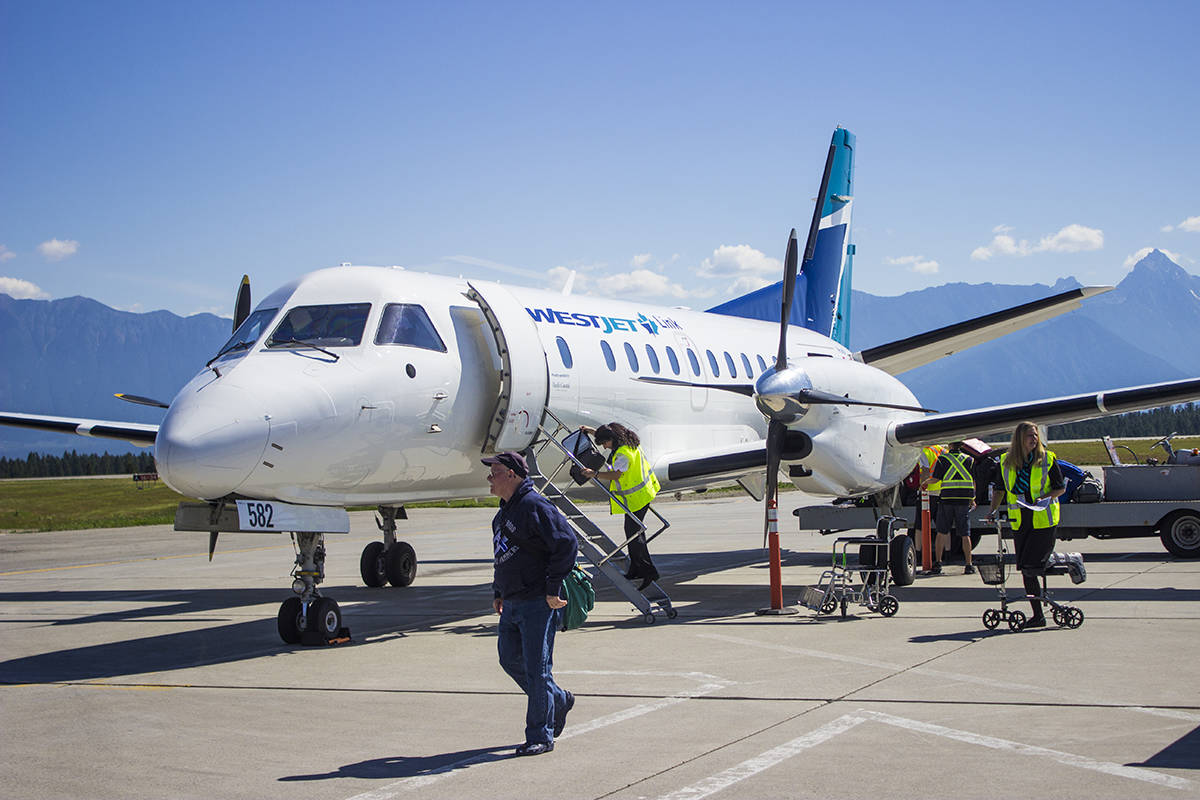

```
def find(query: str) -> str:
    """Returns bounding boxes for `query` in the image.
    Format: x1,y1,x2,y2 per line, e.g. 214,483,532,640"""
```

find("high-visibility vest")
999,450,1061,529
608,445,660,514
936,451,975,500
921,444,947,495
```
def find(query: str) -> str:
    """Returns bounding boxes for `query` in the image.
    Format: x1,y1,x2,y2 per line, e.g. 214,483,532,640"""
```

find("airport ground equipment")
523,409,676,624
978,511,1086,632
801,516,910,618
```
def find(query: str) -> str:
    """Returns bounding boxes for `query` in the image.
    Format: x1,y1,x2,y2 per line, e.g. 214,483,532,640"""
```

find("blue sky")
2,1,1198,318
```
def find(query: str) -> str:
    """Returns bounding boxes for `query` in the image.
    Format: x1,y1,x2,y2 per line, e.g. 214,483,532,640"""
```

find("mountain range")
1,250,1196,458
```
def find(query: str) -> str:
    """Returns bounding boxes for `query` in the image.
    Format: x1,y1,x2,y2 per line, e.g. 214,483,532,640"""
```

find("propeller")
233,274,251,332
115,393,169,409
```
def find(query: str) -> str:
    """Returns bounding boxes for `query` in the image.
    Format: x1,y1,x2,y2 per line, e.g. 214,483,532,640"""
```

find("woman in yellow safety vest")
581,422,661,590
988,421,1066,628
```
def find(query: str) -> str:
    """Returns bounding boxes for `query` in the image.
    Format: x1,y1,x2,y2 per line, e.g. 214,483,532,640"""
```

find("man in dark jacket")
484,451,578,757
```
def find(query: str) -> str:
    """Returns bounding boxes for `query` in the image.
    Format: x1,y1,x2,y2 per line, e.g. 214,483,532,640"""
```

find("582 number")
245,502,275,528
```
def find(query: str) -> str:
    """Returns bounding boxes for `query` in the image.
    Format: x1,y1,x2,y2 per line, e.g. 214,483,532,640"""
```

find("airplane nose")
156,382,270,499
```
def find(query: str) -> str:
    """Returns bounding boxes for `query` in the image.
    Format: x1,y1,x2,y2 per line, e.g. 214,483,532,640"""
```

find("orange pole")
920,488,932,571
767,499,783,609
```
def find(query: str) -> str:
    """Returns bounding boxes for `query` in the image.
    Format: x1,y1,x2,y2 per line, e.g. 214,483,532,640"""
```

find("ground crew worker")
930,441,976,575
988,422,1066,628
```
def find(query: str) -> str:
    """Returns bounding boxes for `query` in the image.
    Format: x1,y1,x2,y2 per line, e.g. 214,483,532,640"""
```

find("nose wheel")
279,531,351,645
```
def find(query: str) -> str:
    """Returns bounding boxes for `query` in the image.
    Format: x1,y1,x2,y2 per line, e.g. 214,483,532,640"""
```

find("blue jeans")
497,596,568,745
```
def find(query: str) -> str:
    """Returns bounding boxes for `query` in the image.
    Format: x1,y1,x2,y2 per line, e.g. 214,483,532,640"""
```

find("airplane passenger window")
601,340,616,371
724,352,737,379
757,354,769,372
645,344,660,374
706,350,720,377
687,348,701,376
374,304,447,352
741,353,754,378
624,342,640,373
269,303,371,348
213,307,278,360
666,346,680,375
556,336,573,368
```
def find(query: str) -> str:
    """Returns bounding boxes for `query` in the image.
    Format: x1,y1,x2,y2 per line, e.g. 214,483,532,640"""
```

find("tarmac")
1,493,1198,799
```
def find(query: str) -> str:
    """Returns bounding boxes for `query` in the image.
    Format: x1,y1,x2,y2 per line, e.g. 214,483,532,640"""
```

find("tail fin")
707,127,856,347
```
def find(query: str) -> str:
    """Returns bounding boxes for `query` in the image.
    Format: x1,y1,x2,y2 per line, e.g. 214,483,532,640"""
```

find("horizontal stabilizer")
858,286,1112,375
0,412,158,447
891,377,1200,446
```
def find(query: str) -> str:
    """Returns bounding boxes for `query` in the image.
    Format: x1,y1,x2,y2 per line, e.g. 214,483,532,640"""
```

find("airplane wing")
857,286,1112,375
890,377,1200,447
0,412,158,447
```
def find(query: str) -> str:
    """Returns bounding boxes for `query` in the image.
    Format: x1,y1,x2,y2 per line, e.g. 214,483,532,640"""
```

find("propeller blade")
114,393,170,409
794,388,937,413
775,230,799,370
208,531,219,561
233,274,251,332
802,144,837,265
635,376,755,396
763,419,785,547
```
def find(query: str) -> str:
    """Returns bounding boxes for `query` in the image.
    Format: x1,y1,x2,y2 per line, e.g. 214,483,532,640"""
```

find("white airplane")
5,128,1200,642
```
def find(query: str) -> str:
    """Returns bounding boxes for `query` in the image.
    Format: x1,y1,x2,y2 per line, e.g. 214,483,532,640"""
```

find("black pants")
624,505,658,580
1013,520,1056,618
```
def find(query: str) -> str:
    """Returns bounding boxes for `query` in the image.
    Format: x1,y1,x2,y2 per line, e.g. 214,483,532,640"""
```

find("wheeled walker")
802,516,914,618
978,509,1087,632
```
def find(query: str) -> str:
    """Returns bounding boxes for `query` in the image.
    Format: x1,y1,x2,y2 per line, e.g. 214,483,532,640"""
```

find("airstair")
523,410,676,623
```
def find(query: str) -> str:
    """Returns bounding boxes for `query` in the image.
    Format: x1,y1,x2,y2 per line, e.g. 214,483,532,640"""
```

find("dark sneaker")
554,691,575,737
515,741,554,756
964,565,976,575
927,563,942,575
1024,616,1047,629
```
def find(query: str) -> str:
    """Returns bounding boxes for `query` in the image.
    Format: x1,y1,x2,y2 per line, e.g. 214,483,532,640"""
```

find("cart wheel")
643,612,656,624
665,606,678,620
1064,606,1084,629
878,595,899,617
840,597,848,618
1008,610,1027,632
1052,608,1066,627
820,596,837,614
982,609,1000,630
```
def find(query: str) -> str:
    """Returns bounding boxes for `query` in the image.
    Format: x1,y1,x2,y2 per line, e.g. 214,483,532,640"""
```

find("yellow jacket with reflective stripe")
999,450,1061,529
608,445,660,515
922,444,947,495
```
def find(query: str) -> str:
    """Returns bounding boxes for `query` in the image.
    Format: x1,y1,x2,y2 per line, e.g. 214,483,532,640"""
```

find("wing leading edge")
0,412,158,447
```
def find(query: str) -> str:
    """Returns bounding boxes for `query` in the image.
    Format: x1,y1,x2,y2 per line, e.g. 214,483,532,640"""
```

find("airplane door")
467,281,549,452
675,333,707,411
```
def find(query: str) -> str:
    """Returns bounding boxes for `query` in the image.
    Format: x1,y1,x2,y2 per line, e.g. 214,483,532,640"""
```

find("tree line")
1048,403,1200,439
0,450,157,479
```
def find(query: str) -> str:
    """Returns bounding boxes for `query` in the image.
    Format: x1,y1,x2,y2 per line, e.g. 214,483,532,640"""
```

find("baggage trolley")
979,508,1087,632
801,516,913,618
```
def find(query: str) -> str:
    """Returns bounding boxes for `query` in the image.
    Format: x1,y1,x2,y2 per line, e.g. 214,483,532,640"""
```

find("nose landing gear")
278,531,351,645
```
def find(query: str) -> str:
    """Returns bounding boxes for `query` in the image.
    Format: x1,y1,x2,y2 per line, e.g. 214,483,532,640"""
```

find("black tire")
643,612,656,624
889,534,916,586
1008,610,1026,632
360,541,387,587
878,595,899,617
1064,606,1084,629
820,595,838,615
1160,511,1200,558
277,596,304,644
982,609,1000,630
1052,608,1066,627
840,597,848,618
386,541,418,587
310,597,342,638
666,606,679,619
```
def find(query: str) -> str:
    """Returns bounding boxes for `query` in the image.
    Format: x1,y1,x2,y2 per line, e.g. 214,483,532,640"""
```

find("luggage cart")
802,516,909,618
979,509,1087,632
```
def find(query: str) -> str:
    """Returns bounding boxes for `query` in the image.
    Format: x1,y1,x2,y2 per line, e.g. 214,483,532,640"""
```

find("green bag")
559,565,595,631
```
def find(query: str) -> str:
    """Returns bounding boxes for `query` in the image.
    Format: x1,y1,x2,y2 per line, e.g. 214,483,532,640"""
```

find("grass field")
3,436,1198,532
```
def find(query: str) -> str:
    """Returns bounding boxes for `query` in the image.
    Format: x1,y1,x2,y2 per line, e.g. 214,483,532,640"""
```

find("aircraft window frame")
601,340,616,371
687,348,701,376
757,354,769,372
666,346,681,375
624,342,640,373
373,303,447,352
556,336,573,368
213,307,279,360
268,302,371,349
724,351,738,379
741,353,754,379
706,349,720,378
644,344,661,374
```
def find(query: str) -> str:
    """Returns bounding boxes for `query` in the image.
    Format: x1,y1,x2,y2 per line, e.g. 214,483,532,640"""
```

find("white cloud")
630,253,652,268
0,276,50,299
1123,247,1186,268
1162,225,1175,232
885,255,939,275
602,268,691,298
992,224,1014,234
1179,216,1200,233
697,244,781,279
0,245,14,262
970,224,1102,261
37,238,80,261
725,275,773,295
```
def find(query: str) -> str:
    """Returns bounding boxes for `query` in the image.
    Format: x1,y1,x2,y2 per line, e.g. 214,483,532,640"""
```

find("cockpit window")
374,303,447,352
213,307,279,360
268,303,371,348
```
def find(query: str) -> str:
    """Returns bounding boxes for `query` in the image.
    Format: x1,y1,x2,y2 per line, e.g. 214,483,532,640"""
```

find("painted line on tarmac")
0,543,289,576
656,709,1192,799
340,670,735,800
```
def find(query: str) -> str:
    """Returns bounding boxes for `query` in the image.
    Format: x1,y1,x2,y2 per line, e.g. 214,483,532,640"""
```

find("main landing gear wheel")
277,596,305,644
982,609,1001,630
386,541,417,587
878,595,899,617
1008,610,1027,632
360,541,387,587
